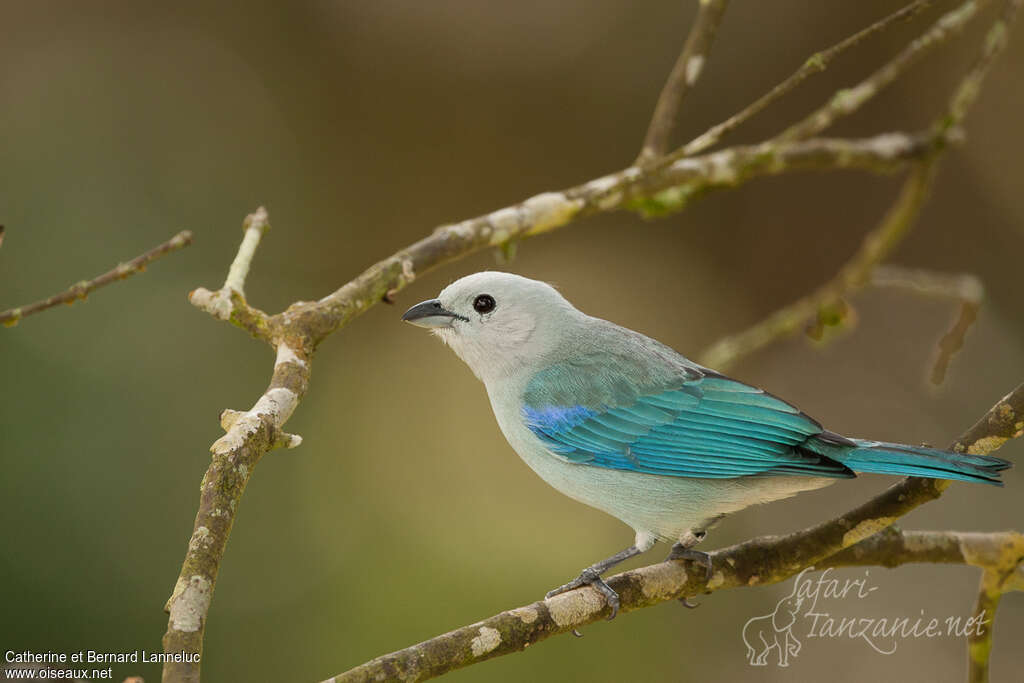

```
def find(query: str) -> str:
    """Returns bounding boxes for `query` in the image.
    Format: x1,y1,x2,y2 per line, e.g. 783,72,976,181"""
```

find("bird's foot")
667,545,713,583
545,567,621,620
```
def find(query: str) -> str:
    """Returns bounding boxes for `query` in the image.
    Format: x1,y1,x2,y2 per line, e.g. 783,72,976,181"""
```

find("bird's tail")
823,438,1011,486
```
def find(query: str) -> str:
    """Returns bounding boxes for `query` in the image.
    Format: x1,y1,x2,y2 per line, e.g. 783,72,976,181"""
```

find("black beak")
401,298,466,328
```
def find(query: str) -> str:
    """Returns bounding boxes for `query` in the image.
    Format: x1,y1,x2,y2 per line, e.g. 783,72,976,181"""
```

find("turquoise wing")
523,370,854,479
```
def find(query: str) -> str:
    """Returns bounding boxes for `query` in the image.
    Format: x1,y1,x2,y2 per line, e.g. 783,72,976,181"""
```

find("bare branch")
0,230,193,328
945,0,1022,130
637,0,731,163
700,157,939,370
285,131,935,348
968,570,1003,683
224,206,270,296
682,0,933,157
161,341,310,683
188,207,274,343
871,266,984,384
819,527,1024,571
700,0,1020,371
777,0,987,143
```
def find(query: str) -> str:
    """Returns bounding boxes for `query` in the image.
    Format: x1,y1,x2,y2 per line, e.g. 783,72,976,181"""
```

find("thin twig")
181,134,934,349
188,208,274,342
637,0,731,163
681,0,933,157
0,230,193,327
325,385,1023,683
777,0,987,143
224,206,270,295
871,266,985,384
944,0,1022,130
699,158,940,370
284,132,935,347
700,0,1020,371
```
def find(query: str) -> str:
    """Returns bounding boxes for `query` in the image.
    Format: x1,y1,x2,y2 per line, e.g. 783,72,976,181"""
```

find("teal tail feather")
809,437,1012,486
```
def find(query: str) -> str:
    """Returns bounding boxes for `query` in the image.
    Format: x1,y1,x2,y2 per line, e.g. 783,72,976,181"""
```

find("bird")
401,271,1010,619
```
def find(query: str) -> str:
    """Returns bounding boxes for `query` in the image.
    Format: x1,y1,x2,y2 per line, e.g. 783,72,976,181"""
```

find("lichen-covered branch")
968,570,1002,683
0,230,193,327
163,212,306,683
680,0,933,157
284,131,936,348
965,520,1024,683
818,527,1024,572
325,385,1023,683
161,341,309,683
637,0,730,163
223,207,270,296
327,527,1021,683
188,207,275,343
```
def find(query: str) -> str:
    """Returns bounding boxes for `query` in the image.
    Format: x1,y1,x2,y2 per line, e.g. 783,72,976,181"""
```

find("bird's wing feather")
522,361,854,479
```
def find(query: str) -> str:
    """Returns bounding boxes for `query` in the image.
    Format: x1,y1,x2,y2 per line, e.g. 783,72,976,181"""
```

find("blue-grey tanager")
402,272,1010,617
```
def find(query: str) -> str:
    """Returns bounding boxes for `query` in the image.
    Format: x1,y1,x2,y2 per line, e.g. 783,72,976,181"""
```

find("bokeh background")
2,1,1022,681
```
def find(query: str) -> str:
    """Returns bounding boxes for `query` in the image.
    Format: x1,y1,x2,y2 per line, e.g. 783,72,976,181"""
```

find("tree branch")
777,0,987,143
871,265,984,384
161,339,309,683
699,157,939,370
681,0,933,157
699,0,1020,370
0,230,193,327
288,131,940,348
325,384,1023,683
188,207,275,343
162,210,305,683
968,570,1004,682
637,0,730,163
818,527,1024,572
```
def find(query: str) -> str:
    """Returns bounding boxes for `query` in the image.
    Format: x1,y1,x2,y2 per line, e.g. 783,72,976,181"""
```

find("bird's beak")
401,298,464,329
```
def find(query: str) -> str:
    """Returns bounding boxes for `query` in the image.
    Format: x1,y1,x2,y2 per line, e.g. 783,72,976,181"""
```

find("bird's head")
402,271,579,382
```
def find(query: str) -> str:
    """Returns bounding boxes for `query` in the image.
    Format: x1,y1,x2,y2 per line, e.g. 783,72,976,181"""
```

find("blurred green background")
2,1,1022,681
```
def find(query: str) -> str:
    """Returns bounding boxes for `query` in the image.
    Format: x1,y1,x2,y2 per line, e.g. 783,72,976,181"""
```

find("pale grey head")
401,271,580,382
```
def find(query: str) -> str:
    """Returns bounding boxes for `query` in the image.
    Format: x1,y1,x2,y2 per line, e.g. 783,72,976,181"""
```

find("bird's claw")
545,567,621,620
678,596,700,609
668,547,714,583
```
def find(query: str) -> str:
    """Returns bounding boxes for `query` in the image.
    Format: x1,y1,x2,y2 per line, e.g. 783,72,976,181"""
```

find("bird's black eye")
473,294,496,314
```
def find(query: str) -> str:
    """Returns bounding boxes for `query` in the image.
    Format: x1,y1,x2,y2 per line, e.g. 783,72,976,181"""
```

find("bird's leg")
544,546,640,621
668,528,713,607
545,532,655,621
